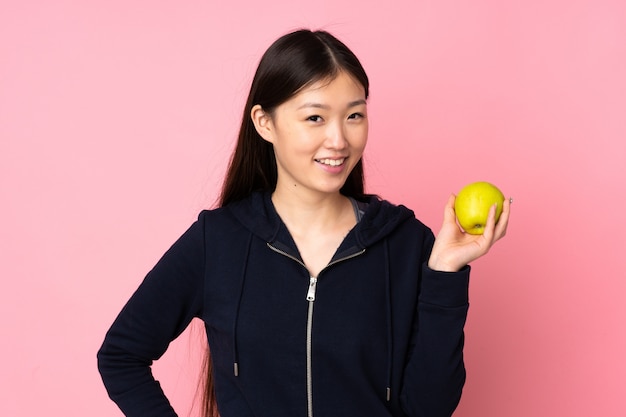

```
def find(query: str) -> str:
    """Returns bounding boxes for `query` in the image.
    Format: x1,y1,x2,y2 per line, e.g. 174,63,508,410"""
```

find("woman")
98,29,510,417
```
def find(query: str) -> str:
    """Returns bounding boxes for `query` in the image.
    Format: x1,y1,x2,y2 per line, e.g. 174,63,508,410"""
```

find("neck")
271,187,352,234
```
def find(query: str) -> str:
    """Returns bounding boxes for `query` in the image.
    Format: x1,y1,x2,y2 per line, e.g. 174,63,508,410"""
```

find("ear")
251,104,274,143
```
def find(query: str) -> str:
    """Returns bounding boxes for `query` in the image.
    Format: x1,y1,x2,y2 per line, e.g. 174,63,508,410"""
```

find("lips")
315,158,346,167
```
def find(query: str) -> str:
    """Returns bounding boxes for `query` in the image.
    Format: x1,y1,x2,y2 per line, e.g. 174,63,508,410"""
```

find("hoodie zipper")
267,243,366,417
306,276,317,417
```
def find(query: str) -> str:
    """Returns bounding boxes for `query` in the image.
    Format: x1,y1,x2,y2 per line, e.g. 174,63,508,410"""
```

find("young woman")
98,29,510,417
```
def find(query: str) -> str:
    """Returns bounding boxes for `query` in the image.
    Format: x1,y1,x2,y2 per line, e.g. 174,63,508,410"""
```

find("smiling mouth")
315,158,346,167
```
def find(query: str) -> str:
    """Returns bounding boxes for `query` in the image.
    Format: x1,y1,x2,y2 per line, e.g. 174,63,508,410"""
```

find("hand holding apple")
427,182,511,272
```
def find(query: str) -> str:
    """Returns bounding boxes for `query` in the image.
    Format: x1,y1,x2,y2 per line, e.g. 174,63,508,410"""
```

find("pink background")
2,1,625,416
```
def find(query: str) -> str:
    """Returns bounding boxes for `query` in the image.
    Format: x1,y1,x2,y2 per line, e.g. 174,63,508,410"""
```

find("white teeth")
317,158,345,166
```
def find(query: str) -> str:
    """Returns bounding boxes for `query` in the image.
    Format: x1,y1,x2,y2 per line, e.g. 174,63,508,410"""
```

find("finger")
494,197,511,240
482,203,498,244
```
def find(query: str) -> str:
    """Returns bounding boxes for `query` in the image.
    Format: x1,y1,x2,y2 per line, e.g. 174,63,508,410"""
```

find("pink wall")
1,1,625,415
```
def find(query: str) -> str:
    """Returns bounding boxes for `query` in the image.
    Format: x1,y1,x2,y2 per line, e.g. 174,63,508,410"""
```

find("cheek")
352,126,369,152
273,127,317,158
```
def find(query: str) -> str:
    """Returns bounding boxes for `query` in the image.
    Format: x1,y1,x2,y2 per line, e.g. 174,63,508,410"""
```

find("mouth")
315,158,346,167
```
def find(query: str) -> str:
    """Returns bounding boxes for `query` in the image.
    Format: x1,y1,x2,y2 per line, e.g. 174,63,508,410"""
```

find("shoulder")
355,195,433,247
195,192,278,242
195,206,246,235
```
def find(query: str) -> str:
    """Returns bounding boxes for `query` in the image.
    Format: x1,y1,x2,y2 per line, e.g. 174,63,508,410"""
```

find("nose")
325,121,348,150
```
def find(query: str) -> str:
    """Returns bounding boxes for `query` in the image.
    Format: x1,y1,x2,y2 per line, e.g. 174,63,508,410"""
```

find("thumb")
443,194,457,225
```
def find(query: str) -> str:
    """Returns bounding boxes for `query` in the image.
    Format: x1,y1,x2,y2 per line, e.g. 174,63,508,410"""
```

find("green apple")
454,181,505,235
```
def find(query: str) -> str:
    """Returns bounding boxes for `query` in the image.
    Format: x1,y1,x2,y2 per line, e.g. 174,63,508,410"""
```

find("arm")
400,195,510,416
97,213,206,416
400,233,470,417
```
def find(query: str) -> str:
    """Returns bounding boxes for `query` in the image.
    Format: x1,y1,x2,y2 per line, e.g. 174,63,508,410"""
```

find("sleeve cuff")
419,264,470,307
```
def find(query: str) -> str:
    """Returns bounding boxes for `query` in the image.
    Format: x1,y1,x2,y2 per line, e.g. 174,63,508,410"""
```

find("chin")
316,182,348,195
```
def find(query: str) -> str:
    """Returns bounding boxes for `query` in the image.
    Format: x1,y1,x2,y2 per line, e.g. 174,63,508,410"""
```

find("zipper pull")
306,277,317,301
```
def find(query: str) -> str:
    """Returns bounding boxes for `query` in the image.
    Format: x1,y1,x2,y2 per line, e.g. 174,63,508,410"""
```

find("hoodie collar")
227,191,415,249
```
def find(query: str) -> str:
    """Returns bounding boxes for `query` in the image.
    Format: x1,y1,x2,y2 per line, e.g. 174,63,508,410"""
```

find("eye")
307,115,323,122
348,112,365,120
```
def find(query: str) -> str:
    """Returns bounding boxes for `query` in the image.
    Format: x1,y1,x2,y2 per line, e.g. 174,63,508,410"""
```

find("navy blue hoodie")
97,192,470,416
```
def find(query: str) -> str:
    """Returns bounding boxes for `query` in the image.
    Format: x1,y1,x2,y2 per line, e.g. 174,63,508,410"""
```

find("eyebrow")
297,99,367,110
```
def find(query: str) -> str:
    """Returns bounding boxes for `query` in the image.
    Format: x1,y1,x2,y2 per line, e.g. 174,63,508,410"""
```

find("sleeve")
400,232,470,417
97,212,207,416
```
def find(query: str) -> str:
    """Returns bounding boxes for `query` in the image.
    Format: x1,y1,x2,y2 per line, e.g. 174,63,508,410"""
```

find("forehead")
287,72,367,106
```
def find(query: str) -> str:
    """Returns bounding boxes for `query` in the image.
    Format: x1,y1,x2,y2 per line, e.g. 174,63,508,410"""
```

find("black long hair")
201,29,370,417
218,29,370,207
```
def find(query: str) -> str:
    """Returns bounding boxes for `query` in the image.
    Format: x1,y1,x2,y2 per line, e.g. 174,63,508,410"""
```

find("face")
252,71,368,198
